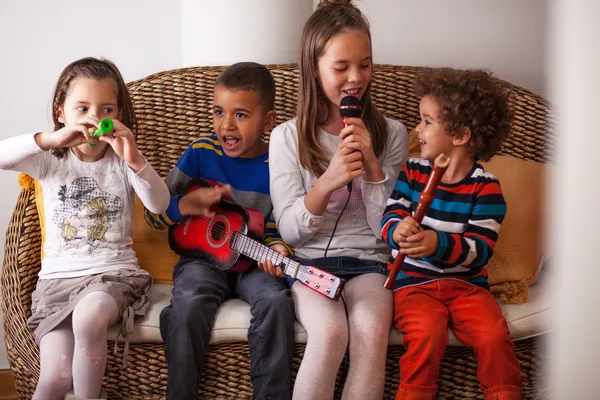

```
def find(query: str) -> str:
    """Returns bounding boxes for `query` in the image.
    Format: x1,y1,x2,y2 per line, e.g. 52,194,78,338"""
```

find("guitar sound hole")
210,221,227,242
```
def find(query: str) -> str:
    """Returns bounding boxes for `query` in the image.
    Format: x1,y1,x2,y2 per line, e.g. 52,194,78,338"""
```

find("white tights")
33,291,119,400
291,273,393,400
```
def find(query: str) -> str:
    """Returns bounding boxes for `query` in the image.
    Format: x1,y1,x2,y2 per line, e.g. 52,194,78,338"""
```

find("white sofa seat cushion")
108,273,552,346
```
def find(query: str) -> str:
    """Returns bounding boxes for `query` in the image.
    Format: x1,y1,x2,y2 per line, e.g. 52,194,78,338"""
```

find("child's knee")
253,290,294,322
403,314,449,347
472,320,512,350
311,322,348,354
171,293,215,329
353,319,391,348
72,310,111,342
72,293,119,338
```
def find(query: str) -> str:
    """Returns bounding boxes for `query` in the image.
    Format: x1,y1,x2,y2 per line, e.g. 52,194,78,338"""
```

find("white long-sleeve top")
269,118,408,262
0,134,170,279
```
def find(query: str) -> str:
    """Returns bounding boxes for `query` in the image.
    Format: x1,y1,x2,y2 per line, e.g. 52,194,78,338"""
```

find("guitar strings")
181,216,334,279
233,234,327,278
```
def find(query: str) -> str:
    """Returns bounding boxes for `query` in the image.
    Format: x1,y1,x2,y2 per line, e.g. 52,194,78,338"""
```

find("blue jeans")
160,257,295,400
285,256,388,286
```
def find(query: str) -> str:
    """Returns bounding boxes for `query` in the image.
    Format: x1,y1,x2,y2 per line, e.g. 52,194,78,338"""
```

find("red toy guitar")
168,179,344,300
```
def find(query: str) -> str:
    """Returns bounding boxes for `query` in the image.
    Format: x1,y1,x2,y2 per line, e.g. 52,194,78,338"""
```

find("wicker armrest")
1,187,42,399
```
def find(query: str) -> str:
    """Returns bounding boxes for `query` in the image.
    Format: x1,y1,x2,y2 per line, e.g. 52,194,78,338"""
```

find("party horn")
88,118,114,146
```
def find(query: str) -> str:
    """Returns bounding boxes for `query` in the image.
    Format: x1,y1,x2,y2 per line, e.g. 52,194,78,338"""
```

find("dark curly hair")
414,68,513,161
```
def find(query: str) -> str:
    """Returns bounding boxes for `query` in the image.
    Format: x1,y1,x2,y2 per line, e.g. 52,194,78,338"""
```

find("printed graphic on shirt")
327,176,365,228
52,177,123,252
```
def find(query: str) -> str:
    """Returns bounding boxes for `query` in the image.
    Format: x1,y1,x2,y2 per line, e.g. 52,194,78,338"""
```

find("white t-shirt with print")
0,134,169,279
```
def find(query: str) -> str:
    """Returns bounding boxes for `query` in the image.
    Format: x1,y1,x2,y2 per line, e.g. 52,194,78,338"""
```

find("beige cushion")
109,273,552,346
480,155,549,303
108,284,309,344
131,197,179,284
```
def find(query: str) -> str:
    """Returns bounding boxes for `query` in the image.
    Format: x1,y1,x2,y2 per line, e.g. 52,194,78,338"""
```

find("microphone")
339,96,362,192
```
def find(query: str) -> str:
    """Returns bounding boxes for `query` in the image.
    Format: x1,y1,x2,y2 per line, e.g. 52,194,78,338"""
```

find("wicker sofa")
2,64,554,399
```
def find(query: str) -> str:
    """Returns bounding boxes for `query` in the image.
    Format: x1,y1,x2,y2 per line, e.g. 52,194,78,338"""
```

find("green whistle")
88,118,114,146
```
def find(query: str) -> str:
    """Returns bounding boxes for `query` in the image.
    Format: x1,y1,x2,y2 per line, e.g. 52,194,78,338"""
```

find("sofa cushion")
480,155,549,303
108,273,552,347
131,196,179,284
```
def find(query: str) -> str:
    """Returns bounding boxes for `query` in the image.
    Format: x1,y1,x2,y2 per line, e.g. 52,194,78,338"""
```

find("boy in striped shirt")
144,62,294,400
381,68,522,400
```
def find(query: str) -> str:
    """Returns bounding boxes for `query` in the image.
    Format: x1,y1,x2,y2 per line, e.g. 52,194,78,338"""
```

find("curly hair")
414,68,513,161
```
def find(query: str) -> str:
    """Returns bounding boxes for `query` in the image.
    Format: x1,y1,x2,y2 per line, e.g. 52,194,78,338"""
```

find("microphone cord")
323,186,352,398
322,186,351,264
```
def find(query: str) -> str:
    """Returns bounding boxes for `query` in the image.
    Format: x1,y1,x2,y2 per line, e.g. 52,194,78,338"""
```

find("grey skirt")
28,268,153,345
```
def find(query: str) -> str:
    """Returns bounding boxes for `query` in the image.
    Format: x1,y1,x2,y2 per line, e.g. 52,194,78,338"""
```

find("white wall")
182,0,313,66
361,0,548,97
548,0,600,397
0,0,548,371
0,0,183,370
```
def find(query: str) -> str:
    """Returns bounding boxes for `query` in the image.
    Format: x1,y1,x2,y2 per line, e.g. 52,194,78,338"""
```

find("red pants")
393,280,522,400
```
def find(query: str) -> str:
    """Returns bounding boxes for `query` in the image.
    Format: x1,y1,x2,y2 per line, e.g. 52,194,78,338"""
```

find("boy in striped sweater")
381,68,522,400
144,62,295,400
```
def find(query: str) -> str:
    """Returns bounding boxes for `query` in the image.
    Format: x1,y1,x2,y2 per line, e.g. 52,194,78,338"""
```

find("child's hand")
98,120,146,172
340,117,383,181
35,116,99,150
178,185,231,218
258,244,289,278
392,216,422,245
398,230,438,258
340,117,375,159
319,144,363,192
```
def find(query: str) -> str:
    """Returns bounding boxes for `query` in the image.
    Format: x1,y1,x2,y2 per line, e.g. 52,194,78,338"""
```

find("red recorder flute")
383,153,451,290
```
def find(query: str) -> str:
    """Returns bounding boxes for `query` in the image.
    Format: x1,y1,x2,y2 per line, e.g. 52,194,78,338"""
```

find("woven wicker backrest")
1,63,554,399
127,64,555,179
